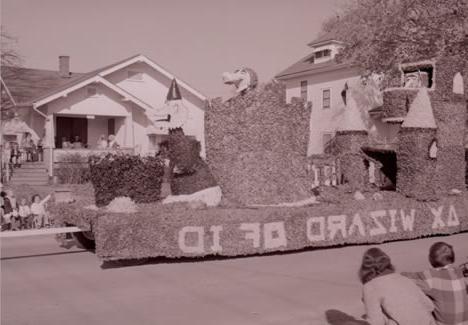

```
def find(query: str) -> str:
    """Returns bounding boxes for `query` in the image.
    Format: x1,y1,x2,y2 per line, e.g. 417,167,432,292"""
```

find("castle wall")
205,82,311,205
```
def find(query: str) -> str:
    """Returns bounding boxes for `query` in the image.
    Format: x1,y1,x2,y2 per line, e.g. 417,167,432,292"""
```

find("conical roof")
402,88,436,129
166,78,182,101
336,93,367,132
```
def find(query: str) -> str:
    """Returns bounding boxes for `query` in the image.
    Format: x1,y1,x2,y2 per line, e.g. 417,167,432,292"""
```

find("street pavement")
1,233,467,325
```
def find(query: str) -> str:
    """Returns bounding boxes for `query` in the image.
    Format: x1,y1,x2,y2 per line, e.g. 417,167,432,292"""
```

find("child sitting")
403,242,468,325
10,208,21,231
2,190,18,231
18,198,32,229
359,247,435,325
31,194,52,228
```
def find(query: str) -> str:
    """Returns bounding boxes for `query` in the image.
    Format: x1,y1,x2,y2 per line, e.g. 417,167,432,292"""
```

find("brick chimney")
59,55,70,78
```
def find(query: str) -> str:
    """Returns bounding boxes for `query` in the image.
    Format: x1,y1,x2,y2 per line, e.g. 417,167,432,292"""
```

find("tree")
321,0,468,79
1,28,22,121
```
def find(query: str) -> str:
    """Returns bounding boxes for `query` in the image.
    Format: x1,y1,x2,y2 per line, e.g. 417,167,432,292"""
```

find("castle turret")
397,88,438,200
333,94,369,190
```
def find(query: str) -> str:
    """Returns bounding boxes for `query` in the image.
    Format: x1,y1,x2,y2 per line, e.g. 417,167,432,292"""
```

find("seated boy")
403,242,468,325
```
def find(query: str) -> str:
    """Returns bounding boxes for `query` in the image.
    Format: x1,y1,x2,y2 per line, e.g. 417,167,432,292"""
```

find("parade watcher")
403,242,468,325
2,190,18,231
72,135,83,149
359,247,435,325
0,190,5,231
21,132,34,162
37,138,44,162
97,135,108,149
10,207,20,231
108,134,120,149
2,142,12,181
10,142,21,167
31,193,52,228
18,197,32,229
62,137,71,149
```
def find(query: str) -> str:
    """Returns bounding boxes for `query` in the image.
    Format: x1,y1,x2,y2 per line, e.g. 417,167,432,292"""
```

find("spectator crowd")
0,184,52,231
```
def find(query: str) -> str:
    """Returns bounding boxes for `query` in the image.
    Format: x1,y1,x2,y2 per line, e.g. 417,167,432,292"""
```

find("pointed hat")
166,78,182,101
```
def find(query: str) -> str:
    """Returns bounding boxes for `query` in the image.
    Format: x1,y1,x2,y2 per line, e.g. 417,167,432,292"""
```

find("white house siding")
47,85,131,118
283,67,361,155
131,106,151,154
104,62,207,157
45,84,135,148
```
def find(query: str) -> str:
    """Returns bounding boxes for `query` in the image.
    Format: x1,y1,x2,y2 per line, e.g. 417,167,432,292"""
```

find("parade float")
51,57,468,262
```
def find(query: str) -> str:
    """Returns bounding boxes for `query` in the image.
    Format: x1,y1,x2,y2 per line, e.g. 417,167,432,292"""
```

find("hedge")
54,153,90,184
89,154,164,206
94,191,468,261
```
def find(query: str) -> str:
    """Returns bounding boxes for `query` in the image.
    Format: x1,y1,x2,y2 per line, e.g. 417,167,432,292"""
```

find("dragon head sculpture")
222,68,258,93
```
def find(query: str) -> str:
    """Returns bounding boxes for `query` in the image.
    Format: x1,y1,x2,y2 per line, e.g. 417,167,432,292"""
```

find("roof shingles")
1,66,88,105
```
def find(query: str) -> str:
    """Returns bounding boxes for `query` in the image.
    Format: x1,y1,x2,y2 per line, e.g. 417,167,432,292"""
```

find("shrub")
54,153,90,184
89,153,164,206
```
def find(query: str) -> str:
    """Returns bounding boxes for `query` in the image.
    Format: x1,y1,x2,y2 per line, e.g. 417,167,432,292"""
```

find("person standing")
108,134,120,149
96,135,108,149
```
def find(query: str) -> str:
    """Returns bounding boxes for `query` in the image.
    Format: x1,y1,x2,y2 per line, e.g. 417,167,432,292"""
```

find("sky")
1,0,341,98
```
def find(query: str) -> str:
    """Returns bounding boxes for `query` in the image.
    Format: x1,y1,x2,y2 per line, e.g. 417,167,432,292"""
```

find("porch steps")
9,162,49,186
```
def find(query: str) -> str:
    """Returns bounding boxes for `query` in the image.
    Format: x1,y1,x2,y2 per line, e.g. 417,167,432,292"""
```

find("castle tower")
397,88,438,200
333,93,369,190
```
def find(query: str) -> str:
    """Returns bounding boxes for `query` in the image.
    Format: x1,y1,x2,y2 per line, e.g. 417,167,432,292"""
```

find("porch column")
43,115,55,177
124,115,132,148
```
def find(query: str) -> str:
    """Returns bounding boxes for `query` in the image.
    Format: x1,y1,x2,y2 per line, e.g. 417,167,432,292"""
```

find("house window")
322,88,331,109
323,132,334,152
315,49,331,59
87,86,97,97
300,80,308,101
127,70,143,81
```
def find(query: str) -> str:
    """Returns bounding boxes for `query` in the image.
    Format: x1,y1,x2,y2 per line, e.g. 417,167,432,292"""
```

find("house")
1,54,207,177
275,33,362,156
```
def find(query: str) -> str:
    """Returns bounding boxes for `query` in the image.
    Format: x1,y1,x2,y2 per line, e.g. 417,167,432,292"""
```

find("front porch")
42,113,136,176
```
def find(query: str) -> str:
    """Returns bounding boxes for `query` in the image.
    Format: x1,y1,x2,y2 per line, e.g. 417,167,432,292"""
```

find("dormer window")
315,49,331,59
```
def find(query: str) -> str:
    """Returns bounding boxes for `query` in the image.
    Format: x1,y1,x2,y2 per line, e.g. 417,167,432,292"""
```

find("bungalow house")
1,54,207,178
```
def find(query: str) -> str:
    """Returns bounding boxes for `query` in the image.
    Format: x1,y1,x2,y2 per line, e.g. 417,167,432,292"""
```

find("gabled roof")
1,54,206,108
32,75,154,111
275,55,353,80
1,66,88,105
94,54,206,101
307,31,343,48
